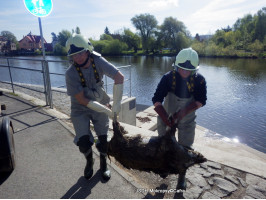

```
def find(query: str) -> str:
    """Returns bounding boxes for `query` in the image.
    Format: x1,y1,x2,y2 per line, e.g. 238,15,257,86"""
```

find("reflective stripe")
172,70,195,93
74,56,100,88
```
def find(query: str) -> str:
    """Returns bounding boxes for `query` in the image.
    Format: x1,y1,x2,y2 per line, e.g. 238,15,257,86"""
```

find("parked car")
0,95,16,173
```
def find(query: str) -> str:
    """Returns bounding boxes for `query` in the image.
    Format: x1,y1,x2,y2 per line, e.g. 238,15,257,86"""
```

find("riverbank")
4,50,266,59
1,83,266,199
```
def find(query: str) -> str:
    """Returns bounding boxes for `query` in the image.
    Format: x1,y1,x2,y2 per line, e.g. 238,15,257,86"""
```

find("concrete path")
0,92,144,199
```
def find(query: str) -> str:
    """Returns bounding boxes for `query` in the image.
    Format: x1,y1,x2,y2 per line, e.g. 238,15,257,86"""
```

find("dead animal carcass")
108,121,207,178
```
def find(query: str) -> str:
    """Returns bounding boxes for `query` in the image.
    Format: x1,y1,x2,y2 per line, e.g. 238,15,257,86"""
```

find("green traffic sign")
24,0,53,17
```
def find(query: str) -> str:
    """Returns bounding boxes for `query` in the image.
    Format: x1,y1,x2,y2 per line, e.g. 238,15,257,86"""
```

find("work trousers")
71,108,109,145
157,92,196,148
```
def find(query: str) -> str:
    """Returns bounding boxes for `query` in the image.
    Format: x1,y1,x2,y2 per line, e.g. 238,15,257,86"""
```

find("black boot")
177,173,187,190
96,135,111,181
84,149,94,179
100,153,111,181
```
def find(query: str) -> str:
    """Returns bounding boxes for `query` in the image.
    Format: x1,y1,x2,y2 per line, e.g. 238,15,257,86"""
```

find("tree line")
192,7,266,58
1,7,265,58
52,13,191,56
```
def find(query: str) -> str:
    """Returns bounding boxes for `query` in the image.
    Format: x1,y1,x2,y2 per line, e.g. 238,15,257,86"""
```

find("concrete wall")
119,97,136,126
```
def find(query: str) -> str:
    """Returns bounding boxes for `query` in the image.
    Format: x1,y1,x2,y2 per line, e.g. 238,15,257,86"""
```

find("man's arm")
74,91,89,106
114,71,124,84
112,71,124,117
75,91,112,117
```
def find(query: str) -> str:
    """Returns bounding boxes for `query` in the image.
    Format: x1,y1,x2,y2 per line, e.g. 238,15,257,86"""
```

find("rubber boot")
100,153,111,181
84,149,94,179
177,173,187,190
96,135,111,181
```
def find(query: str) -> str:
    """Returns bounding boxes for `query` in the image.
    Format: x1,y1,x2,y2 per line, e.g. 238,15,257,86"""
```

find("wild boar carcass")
108,121,207,178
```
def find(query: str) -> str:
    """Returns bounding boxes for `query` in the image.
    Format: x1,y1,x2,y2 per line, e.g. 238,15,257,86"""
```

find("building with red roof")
19,32,52,51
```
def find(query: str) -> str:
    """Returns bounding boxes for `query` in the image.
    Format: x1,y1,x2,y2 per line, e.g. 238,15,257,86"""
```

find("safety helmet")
173,48,199,71
65,34,94,56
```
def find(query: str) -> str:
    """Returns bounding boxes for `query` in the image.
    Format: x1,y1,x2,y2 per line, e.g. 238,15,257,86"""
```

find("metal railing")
0,57,132,108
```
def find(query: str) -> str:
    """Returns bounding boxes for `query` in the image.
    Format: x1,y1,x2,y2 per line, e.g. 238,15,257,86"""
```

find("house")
19,32,53,51
0,36,17,53
195,34,213,42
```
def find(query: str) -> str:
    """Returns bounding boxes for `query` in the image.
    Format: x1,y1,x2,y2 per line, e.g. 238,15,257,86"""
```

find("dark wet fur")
108,121,207,178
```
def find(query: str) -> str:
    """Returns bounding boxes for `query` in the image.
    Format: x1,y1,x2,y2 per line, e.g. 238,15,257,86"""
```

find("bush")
191,41,205,56
92,40,108,53
103,39,128,55
247,40,264,55
53,43,67,55
92,39,127,55
204,41,220,56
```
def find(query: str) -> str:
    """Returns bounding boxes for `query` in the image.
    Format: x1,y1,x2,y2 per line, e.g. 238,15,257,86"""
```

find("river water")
0,55,265,153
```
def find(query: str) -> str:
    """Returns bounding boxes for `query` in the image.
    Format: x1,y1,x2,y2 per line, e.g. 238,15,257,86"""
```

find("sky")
0,0,265,43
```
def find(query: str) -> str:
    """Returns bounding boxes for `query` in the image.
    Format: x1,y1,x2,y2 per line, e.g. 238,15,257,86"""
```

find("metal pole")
38,17,46,59
45,61,53,109
105,75,108,93
129,66,132,97
7,58,14,94
38,17,53,108
41,60,49,106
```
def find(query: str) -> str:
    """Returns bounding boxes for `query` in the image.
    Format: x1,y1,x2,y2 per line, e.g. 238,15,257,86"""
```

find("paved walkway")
1,88,266,199
0,92,144,199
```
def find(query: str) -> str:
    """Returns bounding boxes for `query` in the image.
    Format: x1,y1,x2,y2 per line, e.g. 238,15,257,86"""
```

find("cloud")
149,0,179,8
184,0,265,35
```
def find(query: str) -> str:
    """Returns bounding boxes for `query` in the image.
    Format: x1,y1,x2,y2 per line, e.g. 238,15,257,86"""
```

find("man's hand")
172,109,186,124
87,101,112,118
172,101,202,124
112,83,123,117
154,104,172,127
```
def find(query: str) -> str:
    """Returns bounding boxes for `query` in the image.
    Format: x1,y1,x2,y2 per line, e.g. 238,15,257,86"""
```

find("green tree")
122,28,140,52
191,41,205,55
51,32,57,42
233,14,255,48
91,37,127,55
91,40,107,53
131,13,158,52
102,39,128,55
248,39,264,55
254,7,266,42
53,43,67,55
104,27,110,35
160,17,189,52
175,32,190,52
75,26,81,34
100,34,113,41
57,30,72,46
0,31,17,43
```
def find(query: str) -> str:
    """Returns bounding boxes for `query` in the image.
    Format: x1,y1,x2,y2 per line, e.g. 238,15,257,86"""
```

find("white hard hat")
173,48,199,71
65,34,94,56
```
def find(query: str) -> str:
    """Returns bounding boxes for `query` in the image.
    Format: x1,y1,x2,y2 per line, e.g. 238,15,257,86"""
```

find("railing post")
7,58,15,94
45,61,53,109
42,60,49,106
105,75,108,93
129,66,132,97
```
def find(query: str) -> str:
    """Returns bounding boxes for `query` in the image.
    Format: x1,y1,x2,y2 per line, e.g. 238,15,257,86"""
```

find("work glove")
172,101,200,124
154,104,172,127
112,83,123,117
87,101,112,118
172,109,186,124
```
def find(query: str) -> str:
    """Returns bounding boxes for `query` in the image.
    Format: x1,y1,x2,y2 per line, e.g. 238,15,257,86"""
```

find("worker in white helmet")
65,34,124,181
152,47,207,190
